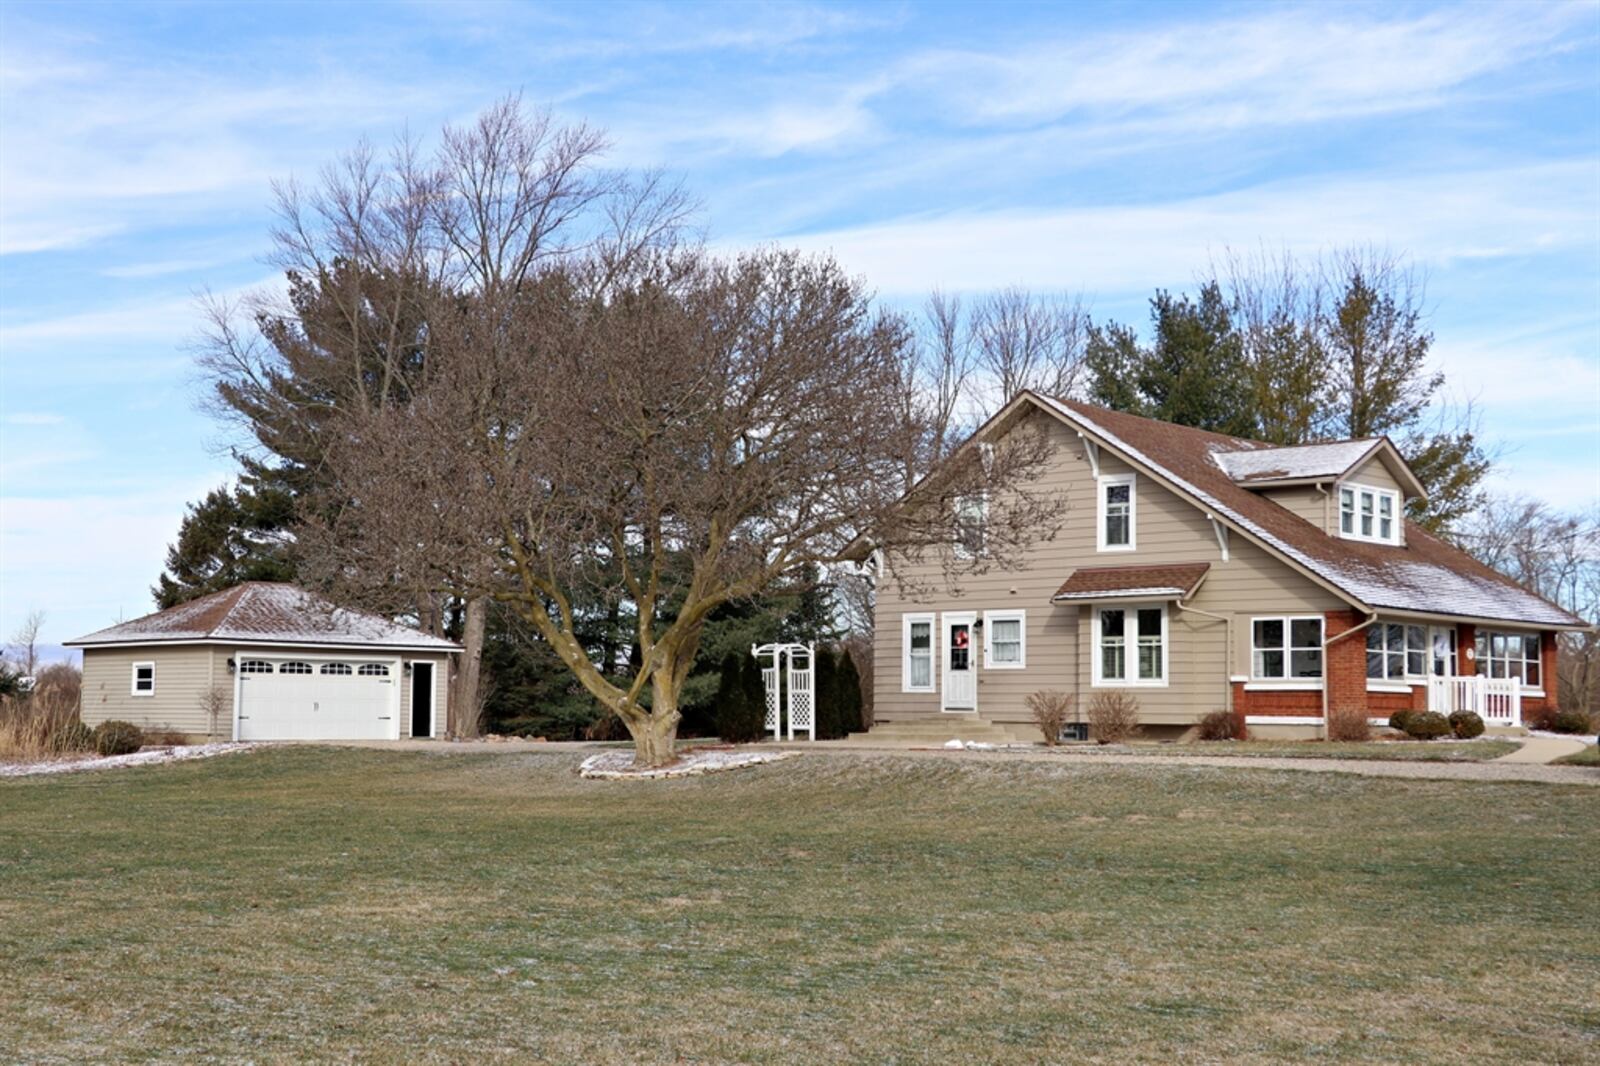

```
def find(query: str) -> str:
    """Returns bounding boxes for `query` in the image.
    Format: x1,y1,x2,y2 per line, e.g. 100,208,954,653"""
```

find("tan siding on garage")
81,646,233,738
873,410,1349,727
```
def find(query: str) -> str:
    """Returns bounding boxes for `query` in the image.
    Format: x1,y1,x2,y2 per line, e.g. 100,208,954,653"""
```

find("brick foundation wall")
1231,682,1321,717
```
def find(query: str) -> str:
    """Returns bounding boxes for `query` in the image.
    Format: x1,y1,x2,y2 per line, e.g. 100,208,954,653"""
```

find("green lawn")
1133,739,1522,762
2,747,1596,1063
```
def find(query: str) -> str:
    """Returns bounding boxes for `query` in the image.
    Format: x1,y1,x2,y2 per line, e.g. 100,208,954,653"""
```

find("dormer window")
1338,483,1400,545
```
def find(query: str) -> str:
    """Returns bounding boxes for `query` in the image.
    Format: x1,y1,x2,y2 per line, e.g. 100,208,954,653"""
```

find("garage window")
131,661,155,696
239,659,273,673
320,662,353,676
358,663,390,677
279,661,314,675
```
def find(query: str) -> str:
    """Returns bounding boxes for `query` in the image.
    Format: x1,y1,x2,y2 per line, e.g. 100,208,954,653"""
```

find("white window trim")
901,612,937,693
1249,615,1325,682
130,661,155,697
1243,681,1324,692
952,493,987,561
1367,621,1430,682
1091,602,1168,688
982,609,1027,670
1244,715,1324,726
1337,481,1401,545
1475,629,1543,690
1096,473,1137,552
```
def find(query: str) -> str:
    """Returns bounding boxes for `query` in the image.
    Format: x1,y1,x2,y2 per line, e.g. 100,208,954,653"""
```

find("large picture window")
902,613,936,692
1476,631,1542,688
983,610,1026,669
1097,474,1136,551
1251,617,1323,680
1094,604,1166,686
1338,483,1401,545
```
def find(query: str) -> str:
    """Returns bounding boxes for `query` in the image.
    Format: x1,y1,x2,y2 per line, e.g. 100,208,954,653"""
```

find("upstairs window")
1338,483,1401,545
1097,474,1136,551
1252,617,1324,680
131,662,155,696
1476,631,1541,687
952,495,987,560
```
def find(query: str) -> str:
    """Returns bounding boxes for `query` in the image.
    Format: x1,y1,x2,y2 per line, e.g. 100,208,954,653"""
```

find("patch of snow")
942,739,964,749
1213,440,1377,481
1,743,256,778
1528,730,1597,745
578,748,800,780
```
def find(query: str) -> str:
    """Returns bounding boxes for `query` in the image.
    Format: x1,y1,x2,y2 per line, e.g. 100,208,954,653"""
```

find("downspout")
1321,610,1380,733
1174,596,1231,714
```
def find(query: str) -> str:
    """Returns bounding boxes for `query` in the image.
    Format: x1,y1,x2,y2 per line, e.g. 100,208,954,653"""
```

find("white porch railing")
1426,674,1522,727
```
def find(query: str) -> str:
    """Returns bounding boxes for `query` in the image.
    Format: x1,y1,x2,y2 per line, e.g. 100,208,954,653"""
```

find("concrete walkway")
1494,734,1590,764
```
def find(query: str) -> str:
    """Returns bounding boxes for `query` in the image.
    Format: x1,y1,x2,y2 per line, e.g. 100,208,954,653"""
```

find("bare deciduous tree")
968,287,1088,418
6,610,45,678
302,247,1062,766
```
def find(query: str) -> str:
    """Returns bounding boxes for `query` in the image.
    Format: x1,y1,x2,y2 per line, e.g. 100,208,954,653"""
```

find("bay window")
1094,604,1166,686
1251,617,1323,680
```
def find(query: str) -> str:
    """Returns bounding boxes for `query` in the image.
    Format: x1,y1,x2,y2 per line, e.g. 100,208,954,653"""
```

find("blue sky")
2,0,1598,651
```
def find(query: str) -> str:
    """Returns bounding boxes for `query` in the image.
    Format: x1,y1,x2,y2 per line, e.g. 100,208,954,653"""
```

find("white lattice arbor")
751,642,816,741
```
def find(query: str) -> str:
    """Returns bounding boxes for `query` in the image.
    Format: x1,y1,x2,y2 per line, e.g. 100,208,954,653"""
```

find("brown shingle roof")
65,583,461,650
1053,563,1211,601
1031,396,1586,629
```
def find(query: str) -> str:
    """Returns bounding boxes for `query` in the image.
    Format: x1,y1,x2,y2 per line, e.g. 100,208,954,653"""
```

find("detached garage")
67,583,460,741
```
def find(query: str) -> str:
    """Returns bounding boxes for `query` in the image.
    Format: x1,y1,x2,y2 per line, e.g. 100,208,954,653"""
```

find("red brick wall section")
1523,630,1560,718
1231,682,1321,717
1324,610,1369,722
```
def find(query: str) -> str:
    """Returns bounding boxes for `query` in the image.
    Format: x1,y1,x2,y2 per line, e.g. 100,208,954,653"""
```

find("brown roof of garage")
64,582,461,651
1052,563,1211,602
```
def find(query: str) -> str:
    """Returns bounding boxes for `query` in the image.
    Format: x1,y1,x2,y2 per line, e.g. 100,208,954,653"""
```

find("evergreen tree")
153,483,296,608
813,645,840,739
836,648,864,735
719,654,769,744
1085,321,1146,414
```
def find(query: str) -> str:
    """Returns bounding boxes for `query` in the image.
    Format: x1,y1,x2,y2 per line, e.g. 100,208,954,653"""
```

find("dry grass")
0,665,85,761
2,747,1595,1063
1325,702,1372,742
1139,739,1521,762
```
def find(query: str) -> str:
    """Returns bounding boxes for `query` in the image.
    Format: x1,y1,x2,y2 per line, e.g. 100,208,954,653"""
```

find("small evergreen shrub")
1088,691,1140,744
1387,710,1417,733
92,720,144,757
1196,708,1244,742
1403,711,1450,740
835,649,864,736
1026,690,1075,745
1448,710,1485,739
1550,709,1594,735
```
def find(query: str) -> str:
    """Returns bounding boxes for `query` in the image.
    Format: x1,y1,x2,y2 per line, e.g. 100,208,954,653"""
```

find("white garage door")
236,657,398,740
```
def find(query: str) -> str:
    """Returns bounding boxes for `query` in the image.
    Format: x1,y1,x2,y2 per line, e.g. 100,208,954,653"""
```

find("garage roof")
65,583,462,651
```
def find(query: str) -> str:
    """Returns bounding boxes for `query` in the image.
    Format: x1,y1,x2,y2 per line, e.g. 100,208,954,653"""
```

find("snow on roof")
1032,396,1587,629
1212,439,1380,483
65,583,462,650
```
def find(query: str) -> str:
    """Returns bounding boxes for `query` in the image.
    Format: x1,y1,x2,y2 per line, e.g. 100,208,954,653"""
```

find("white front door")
942,612,977,712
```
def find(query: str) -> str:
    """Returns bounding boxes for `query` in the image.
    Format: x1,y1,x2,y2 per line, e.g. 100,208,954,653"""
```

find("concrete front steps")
844,715,1035,746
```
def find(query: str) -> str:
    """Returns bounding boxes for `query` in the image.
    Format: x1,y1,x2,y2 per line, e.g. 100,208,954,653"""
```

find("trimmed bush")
92,720,144,757
1550,709,1594,735
1448,710,1485,739
1387,710,1417,733
714,654,764,744
1196,708,1244,742
1026,690,1075,745
1403,711,1450,740
1088,691,1140,744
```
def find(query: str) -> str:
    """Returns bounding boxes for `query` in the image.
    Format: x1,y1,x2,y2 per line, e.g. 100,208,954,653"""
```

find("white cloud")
2,413,66,426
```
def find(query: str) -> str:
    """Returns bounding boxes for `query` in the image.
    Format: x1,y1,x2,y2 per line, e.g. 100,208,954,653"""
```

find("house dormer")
1211,438,1426,546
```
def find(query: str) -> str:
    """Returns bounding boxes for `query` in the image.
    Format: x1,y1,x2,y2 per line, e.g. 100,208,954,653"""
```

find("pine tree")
152,484,296,608
813,645,840,739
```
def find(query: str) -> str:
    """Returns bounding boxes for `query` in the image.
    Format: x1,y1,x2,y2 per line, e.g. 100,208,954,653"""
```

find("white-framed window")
952,494,987,560
279,661,314,675
983,610,1026,669
239,659,273,674
902,613,937,692
1093,603,1166,686
130,661,155,696
1338,483,1401,545
357,663,390,677
1366,622,1427,680
1097,474,1137,551
1251,617,1324,680
320,662,353,676
1476,631,1542,688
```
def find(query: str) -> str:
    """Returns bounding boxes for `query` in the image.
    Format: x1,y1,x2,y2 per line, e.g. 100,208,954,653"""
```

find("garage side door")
237,657,397,740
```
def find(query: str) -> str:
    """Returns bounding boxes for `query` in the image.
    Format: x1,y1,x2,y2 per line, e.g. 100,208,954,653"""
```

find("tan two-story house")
859,394,1587,740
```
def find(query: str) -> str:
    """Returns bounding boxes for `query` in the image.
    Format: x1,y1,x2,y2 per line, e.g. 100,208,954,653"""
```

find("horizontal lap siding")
398,654,451,738
81,647,231,737
875,411,1349,726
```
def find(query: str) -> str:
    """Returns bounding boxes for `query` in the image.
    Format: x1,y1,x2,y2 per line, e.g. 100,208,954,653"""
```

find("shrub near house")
853,396,1586,740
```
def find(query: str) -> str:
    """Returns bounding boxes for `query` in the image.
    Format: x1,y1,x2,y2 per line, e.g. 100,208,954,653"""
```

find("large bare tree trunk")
451,596,488,738
620,674,684,768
